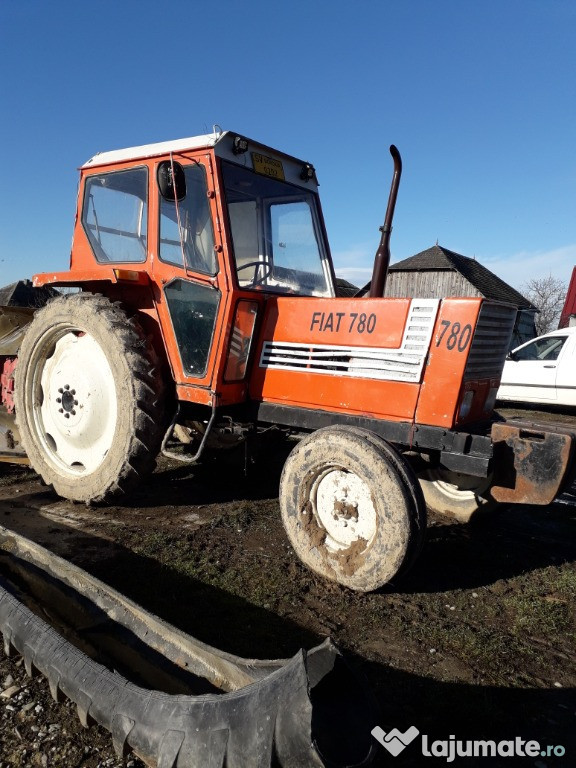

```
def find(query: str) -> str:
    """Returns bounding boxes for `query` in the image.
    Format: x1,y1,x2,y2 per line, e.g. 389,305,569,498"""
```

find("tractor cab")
66,129,335,296
32,131,336,407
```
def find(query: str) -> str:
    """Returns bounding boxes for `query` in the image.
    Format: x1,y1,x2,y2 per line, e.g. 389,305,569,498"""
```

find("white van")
497,327,576,407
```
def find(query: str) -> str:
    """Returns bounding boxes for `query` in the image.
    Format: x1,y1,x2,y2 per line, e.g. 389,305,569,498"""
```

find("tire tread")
14,292,166,504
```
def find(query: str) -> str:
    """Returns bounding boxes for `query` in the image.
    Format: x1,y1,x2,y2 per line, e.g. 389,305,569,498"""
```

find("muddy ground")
0,406,575,767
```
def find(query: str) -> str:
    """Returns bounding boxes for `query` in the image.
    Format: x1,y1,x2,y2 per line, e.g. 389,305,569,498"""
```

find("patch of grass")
500,566,576,640
397,609,538,684
118,521,291,610
507,594,573,636
547,565,576,600
209,501,255,531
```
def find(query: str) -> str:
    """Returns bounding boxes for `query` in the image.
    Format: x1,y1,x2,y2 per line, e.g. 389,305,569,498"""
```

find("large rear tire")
279,426,426,592
14,293,165,503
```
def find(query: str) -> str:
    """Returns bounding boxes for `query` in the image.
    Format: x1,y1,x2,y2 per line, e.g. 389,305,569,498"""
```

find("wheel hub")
313,469,376,550
56,386,78,417
333,499,359,521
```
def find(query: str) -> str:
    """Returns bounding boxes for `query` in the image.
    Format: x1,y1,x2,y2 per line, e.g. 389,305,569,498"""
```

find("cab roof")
81,131,319,191
82,132,221,168
81,130,309,170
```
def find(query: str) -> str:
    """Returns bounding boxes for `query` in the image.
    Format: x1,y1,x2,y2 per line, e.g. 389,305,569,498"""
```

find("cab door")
151,157,228,406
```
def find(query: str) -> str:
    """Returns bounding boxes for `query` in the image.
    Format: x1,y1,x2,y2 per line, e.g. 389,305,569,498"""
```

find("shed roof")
390,245,537,310
335,278,359,297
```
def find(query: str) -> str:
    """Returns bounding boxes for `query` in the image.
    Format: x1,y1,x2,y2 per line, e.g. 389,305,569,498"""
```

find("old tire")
417,465,497,523
14,293,165,503
279,426,426,592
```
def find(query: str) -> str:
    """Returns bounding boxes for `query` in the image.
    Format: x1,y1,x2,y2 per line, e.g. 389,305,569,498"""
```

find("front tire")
15,293,165,503
279,426,426,592
416,465,497,523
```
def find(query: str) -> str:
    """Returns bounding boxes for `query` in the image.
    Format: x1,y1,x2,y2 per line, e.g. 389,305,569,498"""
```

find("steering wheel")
236,260,273,287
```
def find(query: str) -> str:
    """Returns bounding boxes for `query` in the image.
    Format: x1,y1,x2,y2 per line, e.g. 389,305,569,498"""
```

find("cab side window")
82,168,148,263
159,164,217,275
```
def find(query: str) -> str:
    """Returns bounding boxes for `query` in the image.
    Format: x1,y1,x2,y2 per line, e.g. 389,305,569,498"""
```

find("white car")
497,327,576,407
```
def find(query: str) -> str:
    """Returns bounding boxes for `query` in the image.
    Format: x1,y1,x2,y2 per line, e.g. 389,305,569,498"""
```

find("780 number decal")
436,320,472,352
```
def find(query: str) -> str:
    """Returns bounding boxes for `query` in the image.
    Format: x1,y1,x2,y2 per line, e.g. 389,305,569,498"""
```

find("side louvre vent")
260,299,439,383
464,302,516,380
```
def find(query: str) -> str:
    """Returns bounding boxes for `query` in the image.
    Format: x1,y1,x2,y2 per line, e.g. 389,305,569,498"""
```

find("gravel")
0,654,145,768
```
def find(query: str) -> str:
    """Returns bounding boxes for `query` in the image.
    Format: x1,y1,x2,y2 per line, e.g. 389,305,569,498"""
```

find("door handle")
543,365,557,368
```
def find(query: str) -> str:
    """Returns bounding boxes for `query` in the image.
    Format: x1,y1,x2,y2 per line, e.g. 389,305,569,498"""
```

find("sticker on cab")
251,152,285,181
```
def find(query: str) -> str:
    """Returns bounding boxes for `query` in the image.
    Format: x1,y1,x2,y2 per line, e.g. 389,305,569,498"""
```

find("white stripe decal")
260,299,439,382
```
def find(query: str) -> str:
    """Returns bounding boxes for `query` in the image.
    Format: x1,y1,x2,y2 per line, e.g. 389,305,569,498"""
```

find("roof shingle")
390,245,537,310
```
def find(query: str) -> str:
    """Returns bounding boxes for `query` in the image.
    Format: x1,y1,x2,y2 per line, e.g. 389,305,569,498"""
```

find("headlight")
484,386,500,414
459,390,475,420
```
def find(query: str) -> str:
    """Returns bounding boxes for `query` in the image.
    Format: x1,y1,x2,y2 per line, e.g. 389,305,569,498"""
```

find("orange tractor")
2,130,574,591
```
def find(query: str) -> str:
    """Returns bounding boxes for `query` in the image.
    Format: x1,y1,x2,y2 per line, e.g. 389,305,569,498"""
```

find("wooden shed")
384,244,538,347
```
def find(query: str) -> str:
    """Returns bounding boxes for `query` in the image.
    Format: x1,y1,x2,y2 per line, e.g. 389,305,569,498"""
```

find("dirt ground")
0,406,575,767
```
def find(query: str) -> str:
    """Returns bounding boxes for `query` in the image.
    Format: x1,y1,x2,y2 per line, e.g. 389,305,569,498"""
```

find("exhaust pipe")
368,145,402,298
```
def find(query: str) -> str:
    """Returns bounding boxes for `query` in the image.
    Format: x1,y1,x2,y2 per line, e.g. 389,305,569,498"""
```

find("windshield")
222,161,334,296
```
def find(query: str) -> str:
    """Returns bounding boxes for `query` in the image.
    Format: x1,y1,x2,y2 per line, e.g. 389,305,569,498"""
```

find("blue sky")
1,0,575,293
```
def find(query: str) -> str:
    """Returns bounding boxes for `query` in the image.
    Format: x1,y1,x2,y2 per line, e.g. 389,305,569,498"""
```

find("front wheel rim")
310,467,377,551
428,468,491,502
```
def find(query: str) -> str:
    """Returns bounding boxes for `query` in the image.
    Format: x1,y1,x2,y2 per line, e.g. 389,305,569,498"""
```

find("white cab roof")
80,130,318,191
82,131,224,168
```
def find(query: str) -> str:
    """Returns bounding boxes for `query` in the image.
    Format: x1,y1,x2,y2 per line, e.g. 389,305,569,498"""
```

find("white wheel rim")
31,328,118,476
312,469,377,550
429,469,491,502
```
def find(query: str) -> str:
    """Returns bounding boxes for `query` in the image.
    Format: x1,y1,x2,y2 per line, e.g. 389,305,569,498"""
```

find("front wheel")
15,293,166,503
279,426,426,591
416,465,497,523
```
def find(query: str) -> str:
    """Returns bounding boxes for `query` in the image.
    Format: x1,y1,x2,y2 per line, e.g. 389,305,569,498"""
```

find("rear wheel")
15,293,165,503
279,426,426,591
416,465,496,523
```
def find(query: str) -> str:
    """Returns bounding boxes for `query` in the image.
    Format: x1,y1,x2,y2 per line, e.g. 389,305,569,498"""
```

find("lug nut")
65,413,70,419
56,397,61,403
64,384,70,390
58,408,63,413
58,388,63,394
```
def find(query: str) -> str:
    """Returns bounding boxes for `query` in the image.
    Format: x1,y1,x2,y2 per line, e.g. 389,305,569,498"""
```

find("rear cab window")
82,167,148,263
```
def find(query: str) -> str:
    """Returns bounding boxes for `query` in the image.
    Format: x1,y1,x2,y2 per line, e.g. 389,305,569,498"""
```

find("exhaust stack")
368,145,402,298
